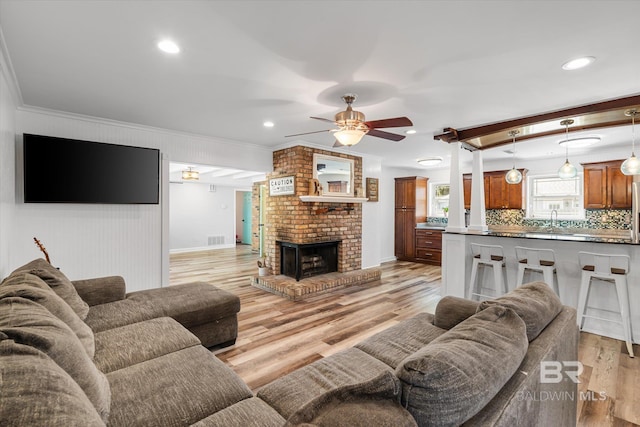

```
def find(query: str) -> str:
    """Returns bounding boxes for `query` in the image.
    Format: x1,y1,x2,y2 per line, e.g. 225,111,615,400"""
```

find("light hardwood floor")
169,245,640,426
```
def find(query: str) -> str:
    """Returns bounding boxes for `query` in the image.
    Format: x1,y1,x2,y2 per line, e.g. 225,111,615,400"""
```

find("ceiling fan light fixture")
182,167,199,180
622,109,640,175
417,156,443,167
334,129,365,146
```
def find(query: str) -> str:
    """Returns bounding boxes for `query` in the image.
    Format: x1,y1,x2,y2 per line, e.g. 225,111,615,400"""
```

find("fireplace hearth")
278,240,340,281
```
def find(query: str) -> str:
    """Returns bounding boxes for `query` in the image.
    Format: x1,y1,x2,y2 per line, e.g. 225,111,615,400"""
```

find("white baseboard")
170,244,236,254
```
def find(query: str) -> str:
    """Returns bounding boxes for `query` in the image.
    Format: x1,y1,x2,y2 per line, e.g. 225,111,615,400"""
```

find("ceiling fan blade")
285,129,333,137
310,116,337,124
365,117,413,129
366,129,406,142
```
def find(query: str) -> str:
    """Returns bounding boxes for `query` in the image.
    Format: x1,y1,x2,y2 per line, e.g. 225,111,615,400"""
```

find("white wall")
169,182,236,251
0,60,16,278
11,108,272,291
361,155,382,269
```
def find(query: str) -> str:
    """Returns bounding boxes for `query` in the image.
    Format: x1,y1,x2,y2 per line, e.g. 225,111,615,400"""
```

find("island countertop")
444,228,634,245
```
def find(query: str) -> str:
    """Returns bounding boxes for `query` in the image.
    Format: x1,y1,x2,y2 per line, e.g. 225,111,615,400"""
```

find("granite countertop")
446,228,634,245
416,223,446,230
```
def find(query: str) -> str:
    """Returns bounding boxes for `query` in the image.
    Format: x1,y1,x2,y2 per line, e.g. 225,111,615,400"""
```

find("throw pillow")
433,295,481,330
0,297,110,423
477,281,563,341
0,338,105,427
396,305,528,427
0,272,95,358
11,258,90,319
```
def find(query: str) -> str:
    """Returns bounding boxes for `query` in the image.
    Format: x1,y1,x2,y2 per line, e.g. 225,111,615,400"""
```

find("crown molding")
0,24,24,106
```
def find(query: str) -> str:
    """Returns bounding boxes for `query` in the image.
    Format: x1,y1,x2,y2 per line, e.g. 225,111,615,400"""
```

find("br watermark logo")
516,361,607,402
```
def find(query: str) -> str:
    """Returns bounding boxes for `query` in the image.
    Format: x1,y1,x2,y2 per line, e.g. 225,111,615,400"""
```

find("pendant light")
505,130,522,184
558,119,578,179
621,109,640,175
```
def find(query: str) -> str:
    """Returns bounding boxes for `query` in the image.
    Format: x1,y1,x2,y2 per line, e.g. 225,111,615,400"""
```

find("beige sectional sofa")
0,258,578,426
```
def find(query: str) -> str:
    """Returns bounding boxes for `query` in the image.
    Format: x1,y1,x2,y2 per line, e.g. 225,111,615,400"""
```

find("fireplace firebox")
278,240,340,281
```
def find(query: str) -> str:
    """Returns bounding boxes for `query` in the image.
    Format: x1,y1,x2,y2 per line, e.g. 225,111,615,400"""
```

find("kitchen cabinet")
394,177,427,261
582,160,632,209
463,170,526,210
415,228,442,265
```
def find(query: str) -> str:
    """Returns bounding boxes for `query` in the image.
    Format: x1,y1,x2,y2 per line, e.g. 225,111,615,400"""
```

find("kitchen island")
442,229,638,345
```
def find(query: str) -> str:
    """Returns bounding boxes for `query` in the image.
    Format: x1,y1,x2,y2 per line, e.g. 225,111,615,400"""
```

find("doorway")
236,190,252,245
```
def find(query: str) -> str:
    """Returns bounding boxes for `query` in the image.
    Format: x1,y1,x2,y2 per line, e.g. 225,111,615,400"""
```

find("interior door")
242,191,252,244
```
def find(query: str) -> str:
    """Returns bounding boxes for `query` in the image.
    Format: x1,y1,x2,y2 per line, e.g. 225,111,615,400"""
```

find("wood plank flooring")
170,245,639,426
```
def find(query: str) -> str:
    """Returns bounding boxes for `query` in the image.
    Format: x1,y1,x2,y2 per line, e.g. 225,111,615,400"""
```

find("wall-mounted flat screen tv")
23,134,160,204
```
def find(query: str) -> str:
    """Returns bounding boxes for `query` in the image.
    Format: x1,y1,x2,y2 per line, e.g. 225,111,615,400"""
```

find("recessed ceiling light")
561,56,595,71
263,121,274,128
558,136,601,148
157,39,180,54
406,129,417,135
417,156,443,167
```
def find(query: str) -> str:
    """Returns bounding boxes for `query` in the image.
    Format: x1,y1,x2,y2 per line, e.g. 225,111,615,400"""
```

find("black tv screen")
23,134,160,204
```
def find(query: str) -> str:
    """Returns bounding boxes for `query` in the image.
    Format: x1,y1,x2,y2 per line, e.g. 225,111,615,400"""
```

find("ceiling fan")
285,94,413,147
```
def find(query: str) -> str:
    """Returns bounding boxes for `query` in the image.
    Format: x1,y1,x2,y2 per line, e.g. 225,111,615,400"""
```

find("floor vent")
208,236,225,245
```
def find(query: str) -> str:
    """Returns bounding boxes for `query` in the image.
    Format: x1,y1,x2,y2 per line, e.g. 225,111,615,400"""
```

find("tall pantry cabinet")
394,177,428,261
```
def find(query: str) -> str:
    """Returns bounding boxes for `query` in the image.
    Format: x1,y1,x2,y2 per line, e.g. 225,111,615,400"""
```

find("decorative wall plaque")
366,177,379,202
269,176,295,196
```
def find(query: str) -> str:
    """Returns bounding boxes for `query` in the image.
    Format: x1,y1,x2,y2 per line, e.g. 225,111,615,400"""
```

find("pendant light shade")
621,109,640,175
505,130,522,184
182,167,199,180
558,119,577,179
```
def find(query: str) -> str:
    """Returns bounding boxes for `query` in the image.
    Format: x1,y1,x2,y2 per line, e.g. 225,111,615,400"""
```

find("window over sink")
526,174,584,220
429,182,450,217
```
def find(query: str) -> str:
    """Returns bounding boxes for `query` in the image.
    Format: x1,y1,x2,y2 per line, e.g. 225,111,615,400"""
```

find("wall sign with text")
366,178,379,202
269,176,295,196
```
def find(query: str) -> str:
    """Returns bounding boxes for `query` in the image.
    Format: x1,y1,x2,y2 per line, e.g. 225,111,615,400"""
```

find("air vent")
208,236,225,245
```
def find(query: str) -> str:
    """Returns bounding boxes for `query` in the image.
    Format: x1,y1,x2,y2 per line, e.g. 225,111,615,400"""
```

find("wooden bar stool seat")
514,246,560,295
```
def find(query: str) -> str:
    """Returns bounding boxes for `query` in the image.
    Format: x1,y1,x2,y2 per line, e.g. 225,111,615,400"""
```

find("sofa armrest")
71,276,126,306
433,296,480,329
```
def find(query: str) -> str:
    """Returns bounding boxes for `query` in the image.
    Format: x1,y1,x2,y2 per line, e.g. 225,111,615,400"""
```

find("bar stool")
577,252,634,358
468,243,508,301
514,246,560,295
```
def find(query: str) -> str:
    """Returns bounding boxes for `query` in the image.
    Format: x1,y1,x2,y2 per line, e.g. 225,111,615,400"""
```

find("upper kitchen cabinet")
463,170,526,210
582,160,632,209
395,176,427,210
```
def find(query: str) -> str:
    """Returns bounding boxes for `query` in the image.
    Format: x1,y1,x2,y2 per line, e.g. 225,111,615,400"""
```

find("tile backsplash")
427,209,632,230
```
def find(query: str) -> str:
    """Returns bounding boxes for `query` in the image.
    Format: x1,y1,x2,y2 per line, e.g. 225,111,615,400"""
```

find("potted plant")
257,256,269,276
443,206,449,218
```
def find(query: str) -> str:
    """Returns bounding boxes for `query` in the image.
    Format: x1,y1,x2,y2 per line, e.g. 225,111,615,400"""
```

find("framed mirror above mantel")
312,153,355,197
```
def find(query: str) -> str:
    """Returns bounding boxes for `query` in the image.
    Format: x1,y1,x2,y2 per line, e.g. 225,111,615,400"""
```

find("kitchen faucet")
550,209,558,231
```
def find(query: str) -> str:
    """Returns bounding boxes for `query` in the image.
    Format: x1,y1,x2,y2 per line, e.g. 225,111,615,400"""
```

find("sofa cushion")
433,295,481,330
84,282,240,333
126,282,241,326
106,345,252,427
12,258,90,319
355,312,446,368
94,317,200,373
0,272,95,358
0,337,105,427
302,397,418,427
477,281,563,341
0,297,111,422
257,347,401,425
396,305,528,427
191,397,286,427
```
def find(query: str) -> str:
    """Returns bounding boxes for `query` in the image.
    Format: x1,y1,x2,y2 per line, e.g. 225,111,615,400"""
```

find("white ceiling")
2,0,640,172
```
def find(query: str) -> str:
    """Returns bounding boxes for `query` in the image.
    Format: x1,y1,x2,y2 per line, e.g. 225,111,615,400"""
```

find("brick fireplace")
262,146,363,277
